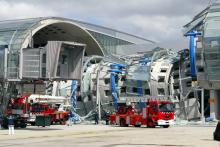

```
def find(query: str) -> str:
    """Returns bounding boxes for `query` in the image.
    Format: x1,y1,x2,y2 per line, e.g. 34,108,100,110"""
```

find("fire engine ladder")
108,63,126,111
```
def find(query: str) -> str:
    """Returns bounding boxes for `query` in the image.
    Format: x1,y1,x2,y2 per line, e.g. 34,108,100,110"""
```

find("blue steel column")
189,35,196,78
70,80,77,122
109,64,126,111
184,31,202,80
110,72,118,111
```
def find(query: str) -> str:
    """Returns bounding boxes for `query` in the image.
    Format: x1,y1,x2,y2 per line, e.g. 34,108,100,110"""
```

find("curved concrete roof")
0,17,155,56
0,17,104,55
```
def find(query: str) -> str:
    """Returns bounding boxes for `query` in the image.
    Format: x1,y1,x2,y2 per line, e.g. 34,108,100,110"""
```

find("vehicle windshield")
158,103,174,112
11,103,24,109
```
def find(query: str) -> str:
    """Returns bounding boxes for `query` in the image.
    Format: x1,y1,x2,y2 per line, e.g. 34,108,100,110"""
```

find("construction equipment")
2,94,70,128
109,99,174,128
108,63,127,111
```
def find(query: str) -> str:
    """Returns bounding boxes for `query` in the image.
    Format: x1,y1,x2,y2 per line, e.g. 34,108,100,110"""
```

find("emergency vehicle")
109,99,175,128
2,94,70,128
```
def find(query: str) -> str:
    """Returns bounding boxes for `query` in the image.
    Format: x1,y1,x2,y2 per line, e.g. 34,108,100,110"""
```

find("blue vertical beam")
109,64,126,111
110,73,118,111
184,31,202,80
70,80,77,122
189,35,196,78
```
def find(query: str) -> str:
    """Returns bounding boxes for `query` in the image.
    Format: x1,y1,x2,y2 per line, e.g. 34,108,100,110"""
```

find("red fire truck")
109,99,174,128
2,94,70,128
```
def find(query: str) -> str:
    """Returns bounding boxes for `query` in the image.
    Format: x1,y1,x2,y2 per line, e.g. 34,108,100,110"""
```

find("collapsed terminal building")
0,17,155,116
184,0,220,120
0,16,203,121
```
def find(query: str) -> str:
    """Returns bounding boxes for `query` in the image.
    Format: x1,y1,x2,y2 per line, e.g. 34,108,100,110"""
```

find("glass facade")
204,19,220,81
88,30,132,54
0,18,42,79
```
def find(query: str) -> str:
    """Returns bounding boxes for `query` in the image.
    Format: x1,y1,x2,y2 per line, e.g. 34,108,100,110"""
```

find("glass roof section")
0,17,155,53
0,17,155,80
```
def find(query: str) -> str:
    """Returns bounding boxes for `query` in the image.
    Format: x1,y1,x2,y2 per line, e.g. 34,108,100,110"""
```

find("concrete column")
209,90,217,120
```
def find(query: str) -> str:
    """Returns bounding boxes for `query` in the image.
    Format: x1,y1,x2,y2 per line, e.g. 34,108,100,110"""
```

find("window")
120,87,126,93
42,53,46,63
77,85,81,91
188,92,194,98
160,68,167,73
158,76,165,82
158,88,165,95
186,81,192,87
42,67,46,77
88,95,92,101
173,85,179,89
104,78,110,85
132,87,143,94
187,64,190,68
211,40,219,47
93,90,96,96
145,89,150,95
77,96,82,101
197,66,204,72
159,103,174,112
173,66,179,70
173,74,179,79
105,90,111,96
132,87,138,93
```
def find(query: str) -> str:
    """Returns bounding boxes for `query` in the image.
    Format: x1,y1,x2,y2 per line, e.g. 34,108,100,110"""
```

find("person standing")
8,115,14,135
104,110,110,125
94,111,99,125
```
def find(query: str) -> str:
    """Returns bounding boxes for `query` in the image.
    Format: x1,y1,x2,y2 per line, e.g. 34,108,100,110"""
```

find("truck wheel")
120,119,127,127
147,120,155,128
134,124,141,127
30,122,35,126
20,124,27,128
163,125,169,128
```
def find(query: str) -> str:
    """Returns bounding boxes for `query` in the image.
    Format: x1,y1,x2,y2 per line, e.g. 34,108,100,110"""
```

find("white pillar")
201,88,205,123
96,63,102,122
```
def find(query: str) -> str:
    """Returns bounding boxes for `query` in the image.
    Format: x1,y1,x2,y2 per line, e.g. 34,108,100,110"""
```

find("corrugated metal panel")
46,41,62,78
22,48,42,78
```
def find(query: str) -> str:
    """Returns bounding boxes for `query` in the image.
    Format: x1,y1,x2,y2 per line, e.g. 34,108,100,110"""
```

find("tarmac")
0,123,219,147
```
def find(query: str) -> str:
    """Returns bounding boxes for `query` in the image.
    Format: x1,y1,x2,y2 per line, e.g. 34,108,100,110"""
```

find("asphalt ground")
0,124,219,147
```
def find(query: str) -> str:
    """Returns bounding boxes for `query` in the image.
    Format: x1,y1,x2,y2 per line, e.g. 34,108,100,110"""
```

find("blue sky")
0,0,210,49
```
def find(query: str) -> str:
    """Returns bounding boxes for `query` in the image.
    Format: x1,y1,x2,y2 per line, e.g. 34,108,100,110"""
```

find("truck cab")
109,99,175,128
147,100,174,128
2,96,29,128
